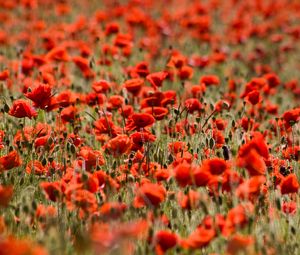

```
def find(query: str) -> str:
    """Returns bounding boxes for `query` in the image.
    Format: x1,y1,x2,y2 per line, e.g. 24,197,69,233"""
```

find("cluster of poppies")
0,0,300,254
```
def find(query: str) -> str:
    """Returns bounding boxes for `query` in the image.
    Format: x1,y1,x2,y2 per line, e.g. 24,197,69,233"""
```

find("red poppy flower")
227,234,254,255
200,75,220,86
142,107,168,120
182,226,215,249
193,168,212,187
72,56,95,79
201,158,229,175
0,150,22,171
0,185,13,207
177,190,200,210
92,80,111,93
226,203,254,229
94,117,121,137
126,113,156,131
60,105,77,123
174,162,194,187
25,83,52,109
237,148,266,176
67,189,98,214
134,182,166,208
0,237,49,255
236,176,266,200
100,202,127,219
245,90,261,105
123,78,144,95
0,69,9,81
282,202,297,215
264,73,280,88
184,98,202,113
237,133,269,176
25,160,47,175
280,174,299,194
8,99,37,119
35,204,57,221
146,71,168,89
154,230,177,255
130,131,156,150
40,181,66,202
77,147,105,171
282,108,300,127
178,65,193,80
103,135,132,157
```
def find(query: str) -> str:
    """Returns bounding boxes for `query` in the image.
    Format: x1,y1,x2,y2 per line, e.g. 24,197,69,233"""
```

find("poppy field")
0,0,300,254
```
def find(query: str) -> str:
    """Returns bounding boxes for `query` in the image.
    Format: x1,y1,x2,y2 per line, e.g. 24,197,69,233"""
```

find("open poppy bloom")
280,174,299,194
103,134,132,157
154,230,177,255
184,98,202,113
8,99,37,119
142,106,168,120
134,182,166,208
25,83,52,109
237,133,269,176
200,75,220,86
126,113,156,131
123,78,144,95
146,71,168,89
200,158,229,175
0,150,22,171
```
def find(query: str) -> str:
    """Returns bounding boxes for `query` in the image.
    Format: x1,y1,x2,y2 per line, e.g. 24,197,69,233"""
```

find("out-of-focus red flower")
154,230,177,255
184,98,202,113
237,133,269,176
0,185,13,207
134,182,166,208
25,160,47,175
107,95,124,110
60,105,77,123
181,226,215,249
200,75,220,86
123,78,143,95
280,174,299,195
178,65,193,80
193,167,212,187
99,202,127,220
201,158,229,175
0,237,48,255
282,201,297,215
77,147,105,171
92,80,111,94
177,189,200,210
35,204,57,221
227,234,254,255
0,150,22,171
8,99,37,119
245,90,261,105
226,203,254,230
236,176,266,200
146,72,168,89
0,69,9,81
282,108,300,127
174,162,194,187
103,135,132,157
72,56,95,79
40,181,66,202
